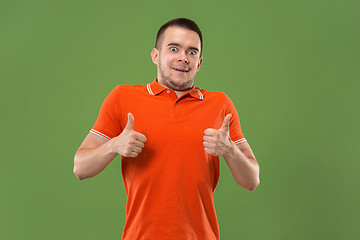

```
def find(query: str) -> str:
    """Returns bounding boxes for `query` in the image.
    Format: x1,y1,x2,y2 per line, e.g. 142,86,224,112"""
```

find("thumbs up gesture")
203,114,233,157
112,113,147,158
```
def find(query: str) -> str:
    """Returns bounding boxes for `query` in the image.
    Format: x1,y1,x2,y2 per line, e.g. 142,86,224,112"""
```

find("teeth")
174,68,188,72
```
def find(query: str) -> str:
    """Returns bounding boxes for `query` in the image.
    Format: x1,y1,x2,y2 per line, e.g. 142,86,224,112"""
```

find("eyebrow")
167,43,199,52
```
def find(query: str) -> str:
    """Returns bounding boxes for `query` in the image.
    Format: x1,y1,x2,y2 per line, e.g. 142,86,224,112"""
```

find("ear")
196,57,203,71
151,48,159,65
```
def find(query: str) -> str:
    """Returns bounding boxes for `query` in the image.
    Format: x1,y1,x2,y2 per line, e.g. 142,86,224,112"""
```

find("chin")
170,80,193,91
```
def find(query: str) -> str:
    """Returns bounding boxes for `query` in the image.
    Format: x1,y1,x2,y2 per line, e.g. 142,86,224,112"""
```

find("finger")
204,128,217,136
204,147,214,155
128,152,139,158
132,146,143,153
134,141,145,149
203,135,213,142
135,132,147,143
124,113,134,131
203,141,213,148
220,114,232,131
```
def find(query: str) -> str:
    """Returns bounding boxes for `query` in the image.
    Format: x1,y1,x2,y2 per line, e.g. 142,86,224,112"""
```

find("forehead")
161,26,201,49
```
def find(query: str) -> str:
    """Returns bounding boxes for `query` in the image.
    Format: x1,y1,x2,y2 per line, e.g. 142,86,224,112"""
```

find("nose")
177,52,189,63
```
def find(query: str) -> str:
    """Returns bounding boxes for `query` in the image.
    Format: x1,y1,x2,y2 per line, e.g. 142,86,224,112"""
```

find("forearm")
223,142,260,191
73,140,118,180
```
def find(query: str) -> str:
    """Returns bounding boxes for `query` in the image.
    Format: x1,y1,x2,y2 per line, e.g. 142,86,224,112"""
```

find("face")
151,26,203,91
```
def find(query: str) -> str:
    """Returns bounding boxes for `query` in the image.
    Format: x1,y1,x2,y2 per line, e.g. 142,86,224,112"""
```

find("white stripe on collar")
147,84,154,95
195,88,203,100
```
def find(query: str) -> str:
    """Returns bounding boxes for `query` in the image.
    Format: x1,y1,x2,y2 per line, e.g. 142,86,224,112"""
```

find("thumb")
220,114,232,131
124,113,134,131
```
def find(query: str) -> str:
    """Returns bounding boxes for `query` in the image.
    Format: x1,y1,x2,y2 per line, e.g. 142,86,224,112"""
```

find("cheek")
191,63,199,72
161,56,174,68
191,58,200,67
168,55,178,64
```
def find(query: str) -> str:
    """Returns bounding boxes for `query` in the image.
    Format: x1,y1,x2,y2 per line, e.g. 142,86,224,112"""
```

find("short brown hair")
155,18,203,56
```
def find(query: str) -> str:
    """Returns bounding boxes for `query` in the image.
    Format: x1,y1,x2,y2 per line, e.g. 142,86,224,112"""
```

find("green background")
1,0,359,239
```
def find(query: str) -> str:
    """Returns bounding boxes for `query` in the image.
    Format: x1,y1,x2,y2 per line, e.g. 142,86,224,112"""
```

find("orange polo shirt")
90,79,246,240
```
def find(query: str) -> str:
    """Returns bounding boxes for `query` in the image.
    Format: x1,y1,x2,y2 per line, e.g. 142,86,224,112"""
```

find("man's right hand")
111,113,147,158
73,112,147,180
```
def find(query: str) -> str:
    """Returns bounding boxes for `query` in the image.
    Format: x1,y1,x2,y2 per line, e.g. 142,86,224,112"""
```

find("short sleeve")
224,94,247,144
90,86,122,140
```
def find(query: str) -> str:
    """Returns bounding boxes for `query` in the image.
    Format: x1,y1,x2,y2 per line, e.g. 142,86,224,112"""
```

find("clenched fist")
203,114,233,156
111,113,147,158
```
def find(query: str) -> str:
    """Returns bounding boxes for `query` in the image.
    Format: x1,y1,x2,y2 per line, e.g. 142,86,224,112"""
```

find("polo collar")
146,78,204,100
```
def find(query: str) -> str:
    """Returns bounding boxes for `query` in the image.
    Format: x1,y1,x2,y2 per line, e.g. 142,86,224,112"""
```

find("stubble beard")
158,61,194,92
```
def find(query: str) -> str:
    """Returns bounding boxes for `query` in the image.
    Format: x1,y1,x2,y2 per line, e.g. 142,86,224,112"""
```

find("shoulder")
109,84,147,96
113,84,144,92
197,88,237,111
196,88,230,101
101,84,146,105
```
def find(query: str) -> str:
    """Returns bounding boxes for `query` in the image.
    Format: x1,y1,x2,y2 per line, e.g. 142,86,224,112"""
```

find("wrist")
223,140,238,159
105,138,118,155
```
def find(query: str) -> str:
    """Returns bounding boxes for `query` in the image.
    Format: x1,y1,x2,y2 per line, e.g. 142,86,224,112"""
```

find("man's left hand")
203,114,234,156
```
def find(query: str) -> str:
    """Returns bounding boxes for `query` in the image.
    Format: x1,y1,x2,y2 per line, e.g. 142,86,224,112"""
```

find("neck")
174,90,186,98
156,78,192,98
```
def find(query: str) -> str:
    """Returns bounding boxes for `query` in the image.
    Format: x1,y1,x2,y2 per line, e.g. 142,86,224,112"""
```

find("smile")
173,68,189,73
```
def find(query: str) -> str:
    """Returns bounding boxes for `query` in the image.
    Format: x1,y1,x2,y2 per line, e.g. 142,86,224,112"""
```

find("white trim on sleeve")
234,138,247,144
90,129,111,141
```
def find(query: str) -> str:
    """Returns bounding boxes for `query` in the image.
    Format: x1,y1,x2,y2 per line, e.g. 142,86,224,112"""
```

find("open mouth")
173,68,189,73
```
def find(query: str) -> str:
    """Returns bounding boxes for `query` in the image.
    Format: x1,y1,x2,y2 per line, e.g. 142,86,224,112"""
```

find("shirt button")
167,90,170,94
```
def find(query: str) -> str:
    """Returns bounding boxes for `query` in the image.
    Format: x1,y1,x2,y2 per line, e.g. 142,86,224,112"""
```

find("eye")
170,47,177,51
189,51,197,55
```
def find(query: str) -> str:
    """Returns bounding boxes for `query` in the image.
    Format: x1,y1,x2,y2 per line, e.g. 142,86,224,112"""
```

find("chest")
120,94,225,149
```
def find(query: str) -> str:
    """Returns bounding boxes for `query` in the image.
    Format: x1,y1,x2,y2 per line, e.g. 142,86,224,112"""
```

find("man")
74,18,260,240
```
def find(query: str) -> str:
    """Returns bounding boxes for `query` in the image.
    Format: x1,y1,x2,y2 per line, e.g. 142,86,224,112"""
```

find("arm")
203,114,260,191
73,133,117,180
73,113,146,180
223,141,259,191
